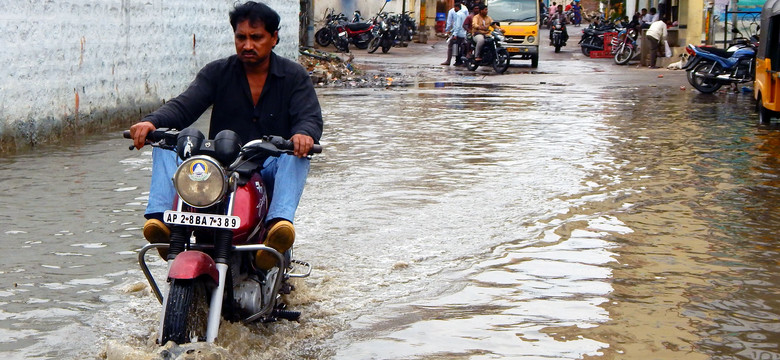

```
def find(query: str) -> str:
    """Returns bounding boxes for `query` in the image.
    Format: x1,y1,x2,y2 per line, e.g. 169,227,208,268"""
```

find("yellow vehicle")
754,0,780,123
488,0,540,67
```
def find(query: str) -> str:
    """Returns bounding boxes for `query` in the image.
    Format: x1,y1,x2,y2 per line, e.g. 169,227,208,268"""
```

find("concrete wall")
0,0,299,152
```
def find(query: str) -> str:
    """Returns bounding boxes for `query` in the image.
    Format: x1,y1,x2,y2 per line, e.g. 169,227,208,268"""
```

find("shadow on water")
1,82,779,359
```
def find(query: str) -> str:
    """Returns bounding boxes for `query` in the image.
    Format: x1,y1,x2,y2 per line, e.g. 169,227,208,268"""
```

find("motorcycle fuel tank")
231,172,268,243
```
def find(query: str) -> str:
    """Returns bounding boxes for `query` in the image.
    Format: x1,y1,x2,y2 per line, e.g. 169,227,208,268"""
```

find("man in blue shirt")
129,1,323,269
441,0,469,66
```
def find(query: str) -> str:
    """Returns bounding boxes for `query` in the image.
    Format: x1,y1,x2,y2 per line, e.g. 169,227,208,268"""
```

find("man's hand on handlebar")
290,133,315,158
129,121,156,150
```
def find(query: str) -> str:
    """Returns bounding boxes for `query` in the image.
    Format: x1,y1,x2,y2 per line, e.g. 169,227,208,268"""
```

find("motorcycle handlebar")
123,130,322,154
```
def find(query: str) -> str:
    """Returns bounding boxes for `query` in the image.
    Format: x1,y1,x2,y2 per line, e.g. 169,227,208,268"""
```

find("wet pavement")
2,27,779,360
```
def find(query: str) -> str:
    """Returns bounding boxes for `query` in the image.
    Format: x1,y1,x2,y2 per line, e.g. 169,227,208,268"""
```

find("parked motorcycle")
579,19,620,56
367,12,399,54
398,11,417,42
314,8,372,51
124,128,321,345
314,9,347,47
550,18,567,53
613,27,639,65
462,27,510,74
682,34,759,93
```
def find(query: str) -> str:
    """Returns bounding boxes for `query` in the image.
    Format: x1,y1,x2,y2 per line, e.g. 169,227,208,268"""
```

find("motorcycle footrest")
272,309,301,321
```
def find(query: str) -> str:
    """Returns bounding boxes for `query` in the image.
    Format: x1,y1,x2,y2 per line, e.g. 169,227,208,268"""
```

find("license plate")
507,47,521,53
164,210,241,229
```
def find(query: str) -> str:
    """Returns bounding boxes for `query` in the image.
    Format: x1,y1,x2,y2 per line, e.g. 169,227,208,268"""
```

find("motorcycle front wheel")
367,37,381,53
581,44,591,56
614,43,633,65
161,279,210,345
493,50,510,74
334,37,350,52
354,40,369,50
315,28,332,47
689,62,723,94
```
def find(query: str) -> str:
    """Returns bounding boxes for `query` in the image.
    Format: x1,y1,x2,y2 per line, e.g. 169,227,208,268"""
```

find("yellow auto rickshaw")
755,0,780,123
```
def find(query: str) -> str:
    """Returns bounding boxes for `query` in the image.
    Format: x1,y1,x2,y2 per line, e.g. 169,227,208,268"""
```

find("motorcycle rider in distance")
128,1,323,269
549,5,569,46
472,3,504,62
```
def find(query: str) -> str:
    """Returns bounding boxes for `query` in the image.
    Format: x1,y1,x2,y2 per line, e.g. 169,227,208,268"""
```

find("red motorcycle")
124,128,321,345
334,20,374,50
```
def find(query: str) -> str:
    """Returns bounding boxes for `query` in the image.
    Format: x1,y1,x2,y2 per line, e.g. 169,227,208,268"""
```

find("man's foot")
143,219,170,243
440,62,450,66
454,62,464,66
143,219,170,259
255,220,295,270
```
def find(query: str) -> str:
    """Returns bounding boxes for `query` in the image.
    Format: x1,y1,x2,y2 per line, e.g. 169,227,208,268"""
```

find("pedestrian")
549,2,557,16
442,0,469,66
645,16,668,69
129,1,323,269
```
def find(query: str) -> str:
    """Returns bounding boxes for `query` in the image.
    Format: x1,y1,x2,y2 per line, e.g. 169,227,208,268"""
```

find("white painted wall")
0,0,299,148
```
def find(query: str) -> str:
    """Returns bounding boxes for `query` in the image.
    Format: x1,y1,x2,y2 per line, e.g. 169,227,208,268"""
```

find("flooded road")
1,76,779,359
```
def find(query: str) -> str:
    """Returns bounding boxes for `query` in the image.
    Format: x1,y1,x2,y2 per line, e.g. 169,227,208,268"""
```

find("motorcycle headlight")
495,33,506,42
173,156,227,208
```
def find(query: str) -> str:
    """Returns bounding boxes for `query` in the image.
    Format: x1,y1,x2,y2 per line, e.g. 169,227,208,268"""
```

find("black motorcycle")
579,19,620,56
550,18,568,53
367,12,399,54
314,9,347,47
462,28,510,74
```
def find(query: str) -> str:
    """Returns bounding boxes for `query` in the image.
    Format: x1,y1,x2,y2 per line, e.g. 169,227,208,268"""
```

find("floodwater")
1,80,779,360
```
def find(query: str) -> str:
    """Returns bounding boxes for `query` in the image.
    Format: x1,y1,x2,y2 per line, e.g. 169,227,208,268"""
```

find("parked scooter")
462,27,511,74
682,32,759,93
125,128,321,345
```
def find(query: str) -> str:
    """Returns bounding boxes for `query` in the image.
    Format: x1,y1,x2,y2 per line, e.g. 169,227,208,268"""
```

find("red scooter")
124,128,321,345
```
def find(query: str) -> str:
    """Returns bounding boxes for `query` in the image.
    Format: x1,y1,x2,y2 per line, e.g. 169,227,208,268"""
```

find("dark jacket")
144,52,323,144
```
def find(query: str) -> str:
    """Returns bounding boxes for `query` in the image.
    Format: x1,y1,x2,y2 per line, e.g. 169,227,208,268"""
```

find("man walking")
442,0,469,66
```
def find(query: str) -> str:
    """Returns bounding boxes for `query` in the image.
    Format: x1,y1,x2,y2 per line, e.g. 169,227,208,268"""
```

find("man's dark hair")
229,1,281,34
477,3,487,10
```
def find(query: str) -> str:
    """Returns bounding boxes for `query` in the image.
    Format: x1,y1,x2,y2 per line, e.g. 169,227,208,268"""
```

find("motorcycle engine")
233,268,279,316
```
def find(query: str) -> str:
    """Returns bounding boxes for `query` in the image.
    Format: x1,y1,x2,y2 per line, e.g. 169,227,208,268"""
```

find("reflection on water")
0,82,779,359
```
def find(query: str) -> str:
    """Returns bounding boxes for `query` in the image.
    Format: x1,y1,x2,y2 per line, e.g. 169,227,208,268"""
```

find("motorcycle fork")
205,192,237,343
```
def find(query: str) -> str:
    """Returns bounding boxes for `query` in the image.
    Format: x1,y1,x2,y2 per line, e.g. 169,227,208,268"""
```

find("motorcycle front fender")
169,250,219,284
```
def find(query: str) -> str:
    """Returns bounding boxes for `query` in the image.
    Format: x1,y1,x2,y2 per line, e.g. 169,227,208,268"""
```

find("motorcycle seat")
697,46,733,58
345,22,371,31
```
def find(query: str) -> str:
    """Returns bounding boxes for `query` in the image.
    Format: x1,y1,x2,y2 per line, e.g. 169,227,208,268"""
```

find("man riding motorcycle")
471,3,504,62
549,5,569,45
129,1,323,269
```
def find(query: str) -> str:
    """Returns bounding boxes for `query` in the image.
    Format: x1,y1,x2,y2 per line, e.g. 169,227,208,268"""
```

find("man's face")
234,19,278,66
455,3,461,10
480,7,488,16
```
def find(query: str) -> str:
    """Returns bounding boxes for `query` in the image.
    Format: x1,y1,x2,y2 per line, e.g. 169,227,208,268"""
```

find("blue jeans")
146,147,310,224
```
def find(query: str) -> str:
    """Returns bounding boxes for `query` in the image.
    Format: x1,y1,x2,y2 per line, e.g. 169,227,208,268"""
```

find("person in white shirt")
442,0,469,66
650,7,660,22
646,17,668,68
